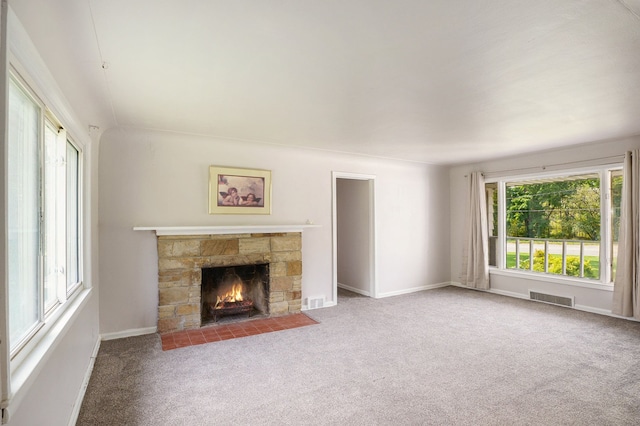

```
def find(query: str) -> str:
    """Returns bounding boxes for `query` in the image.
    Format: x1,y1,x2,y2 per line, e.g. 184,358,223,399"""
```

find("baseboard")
68,336,101,426
377,281,451,298
337,282,370,297
452,282,640,322
100,326,157,341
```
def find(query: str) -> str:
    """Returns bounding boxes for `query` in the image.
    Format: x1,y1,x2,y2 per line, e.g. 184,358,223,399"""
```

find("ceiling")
10,0,640,165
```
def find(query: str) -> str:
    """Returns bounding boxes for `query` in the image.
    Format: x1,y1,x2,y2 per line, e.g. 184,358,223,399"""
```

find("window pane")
505,174,601,280
485,182,498,267
8,80,41,350
67,141,80,289
44,122,59,310
611,170,623,281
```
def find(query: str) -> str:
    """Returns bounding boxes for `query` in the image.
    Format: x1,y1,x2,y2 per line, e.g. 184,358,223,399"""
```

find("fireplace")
155,231,303,333
201,263,269,324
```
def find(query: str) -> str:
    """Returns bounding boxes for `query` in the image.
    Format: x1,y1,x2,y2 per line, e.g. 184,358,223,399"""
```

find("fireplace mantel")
133,224,320,236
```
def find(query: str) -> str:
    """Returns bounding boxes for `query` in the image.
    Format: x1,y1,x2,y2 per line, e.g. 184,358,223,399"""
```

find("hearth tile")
173,335,191,345
161,313,318,351
204,334,222,343
190,335,207,344
174,340,191,348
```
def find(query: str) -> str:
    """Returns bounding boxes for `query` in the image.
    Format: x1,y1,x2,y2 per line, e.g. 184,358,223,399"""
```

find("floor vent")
529,291,573,307
307,297,324,309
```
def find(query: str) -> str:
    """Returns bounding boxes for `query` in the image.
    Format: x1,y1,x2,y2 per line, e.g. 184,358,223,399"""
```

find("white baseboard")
68,336,101,426
337,282,370,297
452,282,640,322
377,281,451,298
100,326,157,341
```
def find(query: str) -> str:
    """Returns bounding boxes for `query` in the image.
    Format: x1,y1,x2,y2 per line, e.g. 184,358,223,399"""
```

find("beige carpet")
78,286,640,425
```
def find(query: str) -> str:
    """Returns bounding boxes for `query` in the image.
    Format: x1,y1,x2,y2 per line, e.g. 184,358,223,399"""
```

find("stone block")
158,240,200,258
292,277,302,291
286,260,302,276
206,254,267,267
270,276,294,291
285,291,302,302
270,301,289,315
158,317,182,334
158,305,176,319
158,235,203,241
176,304,200,316
288,301,302,313
182,315,201,329
269,291,285,303
201,239,239,256
158,270,184,283
270,262,287,277
271,235,301,252
271,251,301,262
190,269,202,286
239,237,270,254
159,257,197,271
159,270,192,288
210,233,251,240
159,287,190,305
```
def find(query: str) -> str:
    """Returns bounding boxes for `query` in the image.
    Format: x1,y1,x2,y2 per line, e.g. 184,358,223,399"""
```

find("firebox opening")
201,263,269,325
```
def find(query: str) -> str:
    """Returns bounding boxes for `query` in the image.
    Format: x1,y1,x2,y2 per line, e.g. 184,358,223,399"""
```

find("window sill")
4,287,92,422
489,268,614,292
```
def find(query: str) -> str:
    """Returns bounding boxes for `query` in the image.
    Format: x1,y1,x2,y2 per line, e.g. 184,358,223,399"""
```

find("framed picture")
208,166,272,215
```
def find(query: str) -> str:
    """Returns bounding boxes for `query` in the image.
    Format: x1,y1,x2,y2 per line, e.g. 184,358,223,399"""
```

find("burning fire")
214,283,244,309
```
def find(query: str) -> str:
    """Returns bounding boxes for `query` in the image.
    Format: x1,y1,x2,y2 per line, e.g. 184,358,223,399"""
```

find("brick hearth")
156,232,302,333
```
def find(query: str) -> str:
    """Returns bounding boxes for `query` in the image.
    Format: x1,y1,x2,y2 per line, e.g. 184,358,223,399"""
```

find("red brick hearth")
160,313,317,350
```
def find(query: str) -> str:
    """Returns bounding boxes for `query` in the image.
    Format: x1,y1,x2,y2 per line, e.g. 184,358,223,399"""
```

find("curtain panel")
612,150,640,319
461,172,490,290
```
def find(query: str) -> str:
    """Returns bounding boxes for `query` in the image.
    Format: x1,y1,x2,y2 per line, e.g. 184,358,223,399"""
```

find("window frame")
487,164,621,290
7,67,84,369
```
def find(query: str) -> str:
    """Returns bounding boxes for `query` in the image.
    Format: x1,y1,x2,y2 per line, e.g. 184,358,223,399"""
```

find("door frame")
331,171,378,303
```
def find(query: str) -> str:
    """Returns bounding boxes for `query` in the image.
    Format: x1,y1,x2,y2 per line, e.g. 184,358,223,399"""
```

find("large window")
487,167,621,285
7,72,83,356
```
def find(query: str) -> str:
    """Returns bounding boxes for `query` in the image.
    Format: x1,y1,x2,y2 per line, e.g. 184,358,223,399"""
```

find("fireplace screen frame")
201,263,270,324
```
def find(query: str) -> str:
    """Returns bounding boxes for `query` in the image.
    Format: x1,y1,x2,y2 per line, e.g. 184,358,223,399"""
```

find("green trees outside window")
487,169,622,282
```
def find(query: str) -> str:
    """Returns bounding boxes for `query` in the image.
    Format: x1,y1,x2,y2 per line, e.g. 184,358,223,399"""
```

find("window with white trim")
486,166,622,285
7,71,83,357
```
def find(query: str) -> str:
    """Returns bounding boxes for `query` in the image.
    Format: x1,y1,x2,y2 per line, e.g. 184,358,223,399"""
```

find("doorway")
332,172,377,304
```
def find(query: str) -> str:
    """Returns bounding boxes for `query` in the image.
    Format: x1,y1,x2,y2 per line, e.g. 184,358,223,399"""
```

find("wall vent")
307,297,324,309
529,291,573,307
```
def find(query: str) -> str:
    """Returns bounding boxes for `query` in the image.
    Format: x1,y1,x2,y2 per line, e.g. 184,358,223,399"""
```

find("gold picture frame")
208,166,272,215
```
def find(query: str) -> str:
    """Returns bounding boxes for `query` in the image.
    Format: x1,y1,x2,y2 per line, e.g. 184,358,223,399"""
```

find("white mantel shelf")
133,224,321,236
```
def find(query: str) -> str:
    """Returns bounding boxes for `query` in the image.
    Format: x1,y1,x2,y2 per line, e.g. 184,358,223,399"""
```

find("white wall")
98,127,451,334
449,136,640,314
337,178,370,294
6,296,99,426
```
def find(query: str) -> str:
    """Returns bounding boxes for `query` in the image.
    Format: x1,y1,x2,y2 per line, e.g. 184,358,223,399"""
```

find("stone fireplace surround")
135,225,317,334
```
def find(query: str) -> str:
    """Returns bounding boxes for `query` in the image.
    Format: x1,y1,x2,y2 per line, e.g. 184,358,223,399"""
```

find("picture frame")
208,166,272,215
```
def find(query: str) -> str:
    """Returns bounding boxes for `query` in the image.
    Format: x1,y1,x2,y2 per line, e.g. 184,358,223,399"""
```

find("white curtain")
612,150,640,319
461,172,490,290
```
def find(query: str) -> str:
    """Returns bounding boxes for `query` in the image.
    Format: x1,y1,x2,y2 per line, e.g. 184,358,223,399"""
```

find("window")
7,72,83,357
487,166,622,285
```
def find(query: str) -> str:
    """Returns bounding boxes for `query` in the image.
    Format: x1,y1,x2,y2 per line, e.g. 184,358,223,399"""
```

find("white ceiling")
10,0,640,165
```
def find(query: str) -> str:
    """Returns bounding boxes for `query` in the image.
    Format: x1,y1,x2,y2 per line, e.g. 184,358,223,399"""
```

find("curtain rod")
465,154,625,178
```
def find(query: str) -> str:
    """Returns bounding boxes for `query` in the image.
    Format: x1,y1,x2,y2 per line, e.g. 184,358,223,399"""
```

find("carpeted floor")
77,286,640,425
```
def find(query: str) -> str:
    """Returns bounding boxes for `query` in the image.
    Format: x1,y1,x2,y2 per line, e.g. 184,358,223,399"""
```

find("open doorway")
332,172,377,304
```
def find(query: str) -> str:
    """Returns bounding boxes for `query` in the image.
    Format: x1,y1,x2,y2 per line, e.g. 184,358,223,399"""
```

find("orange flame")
214,283,244,309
